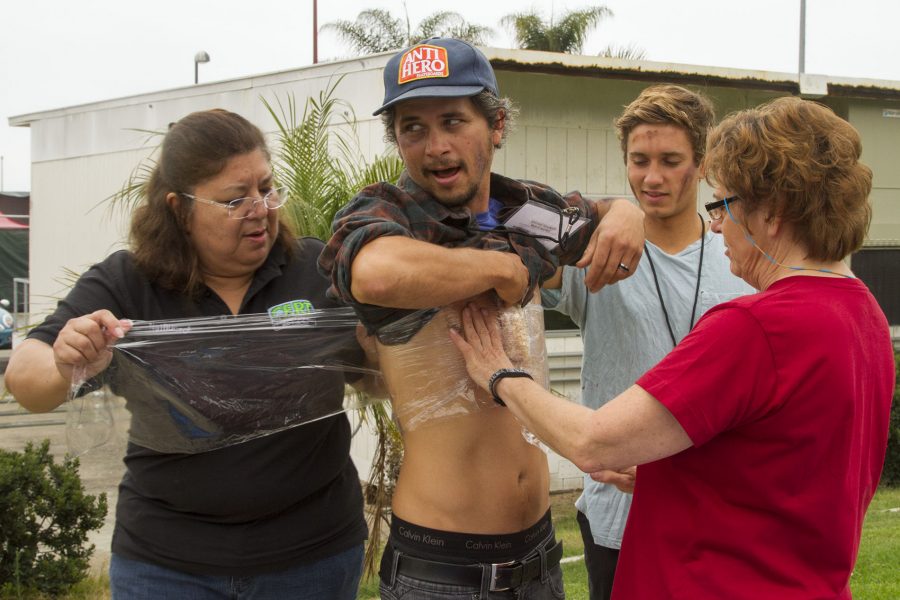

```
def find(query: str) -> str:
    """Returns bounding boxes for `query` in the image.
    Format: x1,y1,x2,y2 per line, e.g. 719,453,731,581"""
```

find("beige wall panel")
498,130,527,180
498,72,642,130
492,145,507,177
848,101,900,190
29,149,151,317
565,128,588,193
585,129,608,195
525,127,548,182
847,102,900,244
606,130,628,195
547,127,568,190
867,188,900,245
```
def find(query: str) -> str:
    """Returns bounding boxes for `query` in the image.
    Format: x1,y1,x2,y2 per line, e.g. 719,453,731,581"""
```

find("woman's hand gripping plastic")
54,310,132,384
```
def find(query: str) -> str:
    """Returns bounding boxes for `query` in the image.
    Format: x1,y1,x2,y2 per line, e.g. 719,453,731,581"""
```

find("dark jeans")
576,510,619,600
109,544,364,600
379,564,565,599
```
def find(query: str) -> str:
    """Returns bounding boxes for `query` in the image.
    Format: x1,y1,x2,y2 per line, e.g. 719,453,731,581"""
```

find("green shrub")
0,440,107,597
882,351,900,487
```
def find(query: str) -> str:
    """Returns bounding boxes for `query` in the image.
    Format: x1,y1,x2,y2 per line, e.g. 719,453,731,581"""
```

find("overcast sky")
2,0,898,192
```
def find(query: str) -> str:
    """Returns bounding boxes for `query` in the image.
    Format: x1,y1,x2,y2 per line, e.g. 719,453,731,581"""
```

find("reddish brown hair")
705,97,872,261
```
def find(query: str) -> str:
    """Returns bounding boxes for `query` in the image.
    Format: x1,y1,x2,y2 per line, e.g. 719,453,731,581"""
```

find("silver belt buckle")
489,559,518,592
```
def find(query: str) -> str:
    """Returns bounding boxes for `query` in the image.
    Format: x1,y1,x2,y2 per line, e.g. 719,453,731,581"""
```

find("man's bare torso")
376,294,550,533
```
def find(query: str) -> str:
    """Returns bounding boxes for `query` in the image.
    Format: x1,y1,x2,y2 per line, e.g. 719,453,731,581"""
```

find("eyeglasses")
180,186,289,220
705,195,740,222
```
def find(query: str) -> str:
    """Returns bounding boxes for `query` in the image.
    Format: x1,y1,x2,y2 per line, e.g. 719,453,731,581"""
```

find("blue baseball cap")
373,37,499,116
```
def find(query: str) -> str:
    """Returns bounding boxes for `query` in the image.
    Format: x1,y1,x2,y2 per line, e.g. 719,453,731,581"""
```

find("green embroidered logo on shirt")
268,299,314,319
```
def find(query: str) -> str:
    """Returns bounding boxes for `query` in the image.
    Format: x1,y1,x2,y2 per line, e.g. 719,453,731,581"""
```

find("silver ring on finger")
617,262,630,272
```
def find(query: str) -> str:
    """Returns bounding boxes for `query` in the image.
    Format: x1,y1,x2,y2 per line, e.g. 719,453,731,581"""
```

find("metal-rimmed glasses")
704,195,740,222
180,186,289,219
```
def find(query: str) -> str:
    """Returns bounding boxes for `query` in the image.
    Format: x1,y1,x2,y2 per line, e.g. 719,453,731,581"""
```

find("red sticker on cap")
398,45,449,84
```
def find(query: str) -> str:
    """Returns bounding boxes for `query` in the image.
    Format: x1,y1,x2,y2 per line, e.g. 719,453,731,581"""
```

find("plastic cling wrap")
374,295,550,433
67,308,384,454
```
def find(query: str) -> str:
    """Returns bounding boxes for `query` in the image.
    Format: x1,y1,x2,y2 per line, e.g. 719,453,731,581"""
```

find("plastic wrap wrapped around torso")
377,295,549,432
375,293,552,532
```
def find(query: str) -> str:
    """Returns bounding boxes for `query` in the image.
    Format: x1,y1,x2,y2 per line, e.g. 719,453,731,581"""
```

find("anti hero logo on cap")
398,44,449,85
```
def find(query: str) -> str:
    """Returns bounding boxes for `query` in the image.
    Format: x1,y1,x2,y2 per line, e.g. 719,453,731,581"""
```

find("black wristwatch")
487,368,534,406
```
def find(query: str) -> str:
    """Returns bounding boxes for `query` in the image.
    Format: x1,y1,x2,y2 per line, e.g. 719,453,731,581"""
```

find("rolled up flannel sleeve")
317,184,414,304
495,180,599,295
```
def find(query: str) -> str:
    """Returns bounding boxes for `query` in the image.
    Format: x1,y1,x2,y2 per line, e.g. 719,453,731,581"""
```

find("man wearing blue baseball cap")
319,37,644,598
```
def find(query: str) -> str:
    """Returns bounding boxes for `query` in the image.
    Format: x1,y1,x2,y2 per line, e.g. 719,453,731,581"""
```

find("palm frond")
599,44,646,61
554,7,613,53
97,128,165,220
325,9,493,56
99,157,157,221
503,5,616,54
263,80,354,239
415,11,494,46
320,9,406,55
502,13,550,51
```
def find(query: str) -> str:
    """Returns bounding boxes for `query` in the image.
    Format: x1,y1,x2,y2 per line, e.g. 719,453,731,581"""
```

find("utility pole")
313,0,318,64
799,0,806,75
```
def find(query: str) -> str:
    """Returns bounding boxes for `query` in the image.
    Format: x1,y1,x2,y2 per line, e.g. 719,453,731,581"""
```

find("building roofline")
482,48,900,100
8,53,390,127
10,47,900,127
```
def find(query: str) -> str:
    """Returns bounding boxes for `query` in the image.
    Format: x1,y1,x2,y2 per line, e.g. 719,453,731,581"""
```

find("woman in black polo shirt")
6,109,368,599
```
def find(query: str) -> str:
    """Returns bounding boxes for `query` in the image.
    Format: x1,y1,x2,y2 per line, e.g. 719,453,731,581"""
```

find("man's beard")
434,181,480,208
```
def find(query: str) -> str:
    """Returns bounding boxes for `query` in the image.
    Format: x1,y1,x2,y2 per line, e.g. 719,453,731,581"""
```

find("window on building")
852,248,900,326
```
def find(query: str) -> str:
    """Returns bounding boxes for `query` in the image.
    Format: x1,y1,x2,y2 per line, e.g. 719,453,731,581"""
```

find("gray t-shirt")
542,231,754,548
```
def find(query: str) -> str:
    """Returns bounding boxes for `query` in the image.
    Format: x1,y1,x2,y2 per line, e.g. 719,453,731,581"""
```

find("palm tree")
261,77,403,239
322,8,493,56
502,6,612,54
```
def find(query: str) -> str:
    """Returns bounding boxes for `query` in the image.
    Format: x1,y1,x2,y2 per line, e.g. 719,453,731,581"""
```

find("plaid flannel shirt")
318,171,598,341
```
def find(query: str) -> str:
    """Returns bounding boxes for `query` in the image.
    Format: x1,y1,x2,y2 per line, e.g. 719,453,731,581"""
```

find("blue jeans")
109,544,364,600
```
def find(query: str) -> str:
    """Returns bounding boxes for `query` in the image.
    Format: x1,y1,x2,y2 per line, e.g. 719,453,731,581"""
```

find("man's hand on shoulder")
578,198,644,292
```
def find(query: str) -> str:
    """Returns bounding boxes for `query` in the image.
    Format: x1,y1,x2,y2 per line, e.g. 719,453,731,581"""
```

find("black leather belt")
391,539,563,592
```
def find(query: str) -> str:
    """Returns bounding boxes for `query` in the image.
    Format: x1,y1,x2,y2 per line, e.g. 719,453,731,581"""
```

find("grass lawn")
19,487,898,599
849,486,900,599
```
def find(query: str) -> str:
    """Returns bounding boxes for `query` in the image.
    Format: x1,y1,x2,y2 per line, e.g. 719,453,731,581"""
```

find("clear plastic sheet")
375,295,550,435
67,308,384,454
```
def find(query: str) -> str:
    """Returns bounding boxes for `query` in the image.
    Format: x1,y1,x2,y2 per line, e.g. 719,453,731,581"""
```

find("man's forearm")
350,237,526,308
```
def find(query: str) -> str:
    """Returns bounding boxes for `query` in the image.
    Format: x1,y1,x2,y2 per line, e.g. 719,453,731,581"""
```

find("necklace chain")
645,213,705,348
